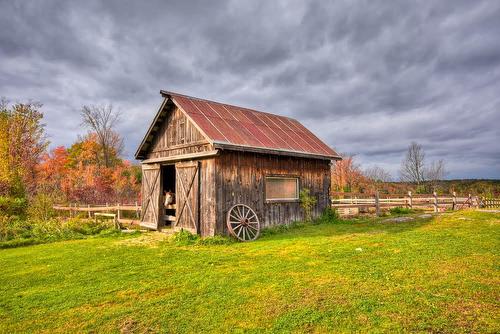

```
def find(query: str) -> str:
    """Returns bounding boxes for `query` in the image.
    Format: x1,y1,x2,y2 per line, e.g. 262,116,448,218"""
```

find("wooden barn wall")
147,106,212,159
214,151,331,234
199,158,216,236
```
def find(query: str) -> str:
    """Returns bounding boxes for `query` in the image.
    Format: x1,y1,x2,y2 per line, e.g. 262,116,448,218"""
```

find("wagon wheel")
226,204,260,242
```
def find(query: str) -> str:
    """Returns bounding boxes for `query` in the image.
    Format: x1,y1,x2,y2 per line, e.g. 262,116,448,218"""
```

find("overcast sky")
1,0,499,179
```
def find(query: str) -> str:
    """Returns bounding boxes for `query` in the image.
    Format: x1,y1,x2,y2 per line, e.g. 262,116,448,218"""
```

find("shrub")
389,207,414,215
0,217,118,248
28,191,60,221
317,207,340,224
260,221,306,237
0,215,31,241
300,188,317,222
170,229,200,245
0,196,27,217
170,230,234,246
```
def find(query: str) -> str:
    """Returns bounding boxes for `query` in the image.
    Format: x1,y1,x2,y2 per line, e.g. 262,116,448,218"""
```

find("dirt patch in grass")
114,232,169,247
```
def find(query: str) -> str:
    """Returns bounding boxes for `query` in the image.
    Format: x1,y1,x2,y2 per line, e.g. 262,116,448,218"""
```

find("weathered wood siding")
199,158,216,236
173,158,216,236
141,164,162,227
146,105,212,159
174,161,200,234
214,151,331,234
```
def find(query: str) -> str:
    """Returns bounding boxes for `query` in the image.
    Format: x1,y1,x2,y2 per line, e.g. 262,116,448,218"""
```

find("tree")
80,104,123,168
36,146,70,194
37,135,140,204
426,159,447,192
0,100,49,196
400,142,425,186
364,166,392,183
331,154,369,193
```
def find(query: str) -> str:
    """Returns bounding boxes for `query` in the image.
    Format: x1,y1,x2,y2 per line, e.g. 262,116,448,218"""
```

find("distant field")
0,211,498,333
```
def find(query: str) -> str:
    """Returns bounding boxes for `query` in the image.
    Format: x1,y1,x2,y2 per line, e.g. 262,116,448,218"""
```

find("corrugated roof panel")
274,116,319,154
175,96,201,114
260,113,303,151
187,113,227,142
209,103,238,122
285,118,331,155
166,91,339,159
222,107,272,148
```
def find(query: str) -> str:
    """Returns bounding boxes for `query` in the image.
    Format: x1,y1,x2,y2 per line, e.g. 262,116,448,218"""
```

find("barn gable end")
136,99,214,162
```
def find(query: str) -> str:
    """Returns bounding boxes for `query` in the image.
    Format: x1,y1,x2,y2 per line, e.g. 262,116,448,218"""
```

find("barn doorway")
161,164,176,228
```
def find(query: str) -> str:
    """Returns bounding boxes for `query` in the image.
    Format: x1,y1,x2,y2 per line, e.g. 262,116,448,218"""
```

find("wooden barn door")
175,161,200,234
141,164,162,228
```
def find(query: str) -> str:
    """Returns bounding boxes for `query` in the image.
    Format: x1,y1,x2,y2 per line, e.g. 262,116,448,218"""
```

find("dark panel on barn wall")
214,151,331,234
146,105,212,160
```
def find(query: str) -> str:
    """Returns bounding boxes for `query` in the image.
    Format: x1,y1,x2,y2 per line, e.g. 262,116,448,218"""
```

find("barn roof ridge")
160,90,298,122
135,90,340,161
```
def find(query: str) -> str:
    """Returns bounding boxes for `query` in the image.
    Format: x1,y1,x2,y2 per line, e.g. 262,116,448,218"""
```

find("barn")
135,91,340,239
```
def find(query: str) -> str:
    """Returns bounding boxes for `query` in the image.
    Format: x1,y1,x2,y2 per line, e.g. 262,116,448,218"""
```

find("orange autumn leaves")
37,134,140,204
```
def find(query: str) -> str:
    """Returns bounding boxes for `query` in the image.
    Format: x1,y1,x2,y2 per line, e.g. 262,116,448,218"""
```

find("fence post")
375,191,380,216
408,191,412,209
468,194,472,208
452,192,456,210
88,204,91,219
117,203,121,220
433,192,438,213
135,201,139,218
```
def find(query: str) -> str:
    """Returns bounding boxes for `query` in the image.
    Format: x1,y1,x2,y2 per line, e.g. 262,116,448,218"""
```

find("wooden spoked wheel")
226,204,260,242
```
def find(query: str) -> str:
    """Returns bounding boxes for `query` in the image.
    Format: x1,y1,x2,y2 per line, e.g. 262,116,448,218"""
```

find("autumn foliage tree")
331,155,371,193
0,99,49,197
37,134,140,204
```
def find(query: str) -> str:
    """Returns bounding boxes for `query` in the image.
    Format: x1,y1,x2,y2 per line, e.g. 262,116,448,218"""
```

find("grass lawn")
0,210,498,333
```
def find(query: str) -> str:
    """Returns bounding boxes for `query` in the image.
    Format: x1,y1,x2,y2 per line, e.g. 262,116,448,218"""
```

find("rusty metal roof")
135,91,340,160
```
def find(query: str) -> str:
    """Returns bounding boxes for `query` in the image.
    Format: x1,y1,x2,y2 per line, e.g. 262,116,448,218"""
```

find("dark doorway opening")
161,165,176,228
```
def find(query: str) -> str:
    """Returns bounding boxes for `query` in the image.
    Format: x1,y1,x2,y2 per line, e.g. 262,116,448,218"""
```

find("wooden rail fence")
480,197,500,208
331,191,477,216
53,203,141,222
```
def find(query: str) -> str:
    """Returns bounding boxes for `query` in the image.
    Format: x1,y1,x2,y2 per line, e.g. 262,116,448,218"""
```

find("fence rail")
481,197,500,208
53,203,141,221
332,191,477,216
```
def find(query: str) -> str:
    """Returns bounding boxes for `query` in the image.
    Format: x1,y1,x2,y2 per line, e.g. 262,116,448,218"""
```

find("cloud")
0,0,499,178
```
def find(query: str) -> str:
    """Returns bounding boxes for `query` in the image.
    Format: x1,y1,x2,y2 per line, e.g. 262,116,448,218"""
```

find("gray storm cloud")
1,0,499,178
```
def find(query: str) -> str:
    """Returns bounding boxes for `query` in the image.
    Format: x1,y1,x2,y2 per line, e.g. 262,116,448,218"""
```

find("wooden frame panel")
140,164,162,228
174,161,200,234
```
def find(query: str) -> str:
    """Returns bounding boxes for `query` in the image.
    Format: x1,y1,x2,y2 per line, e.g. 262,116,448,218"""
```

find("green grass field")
0,210,498,333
